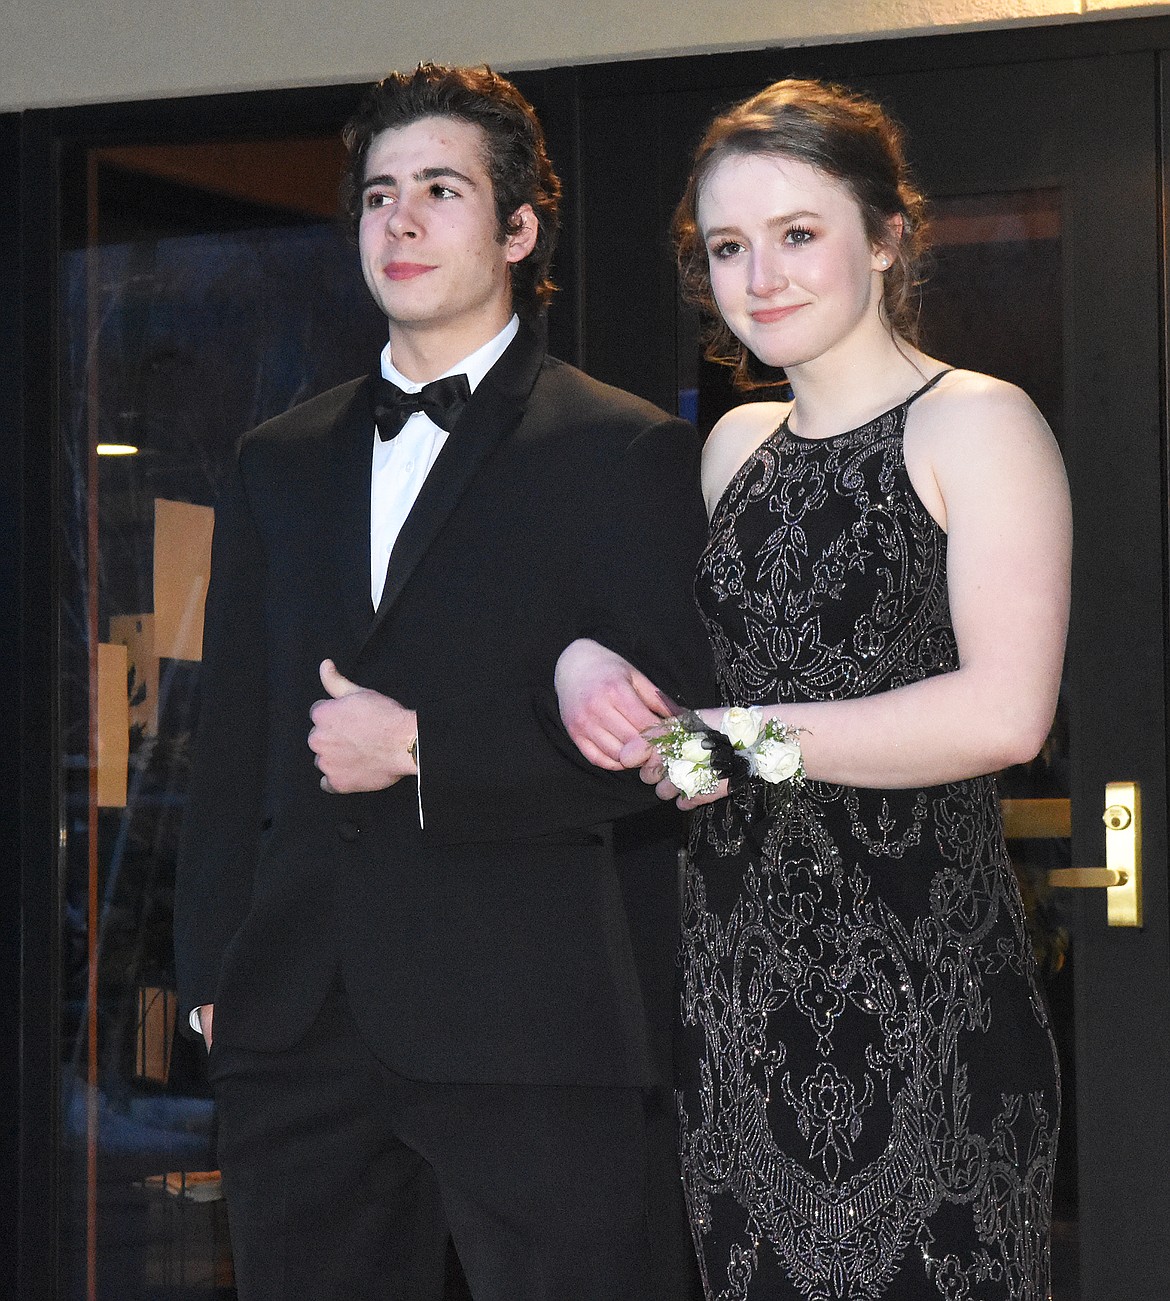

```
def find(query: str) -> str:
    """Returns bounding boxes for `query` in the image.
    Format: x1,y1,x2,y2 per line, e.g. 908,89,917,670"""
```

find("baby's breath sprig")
650,706,804,801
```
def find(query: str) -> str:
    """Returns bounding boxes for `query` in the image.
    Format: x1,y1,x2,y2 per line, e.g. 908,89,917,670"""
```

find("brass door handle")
1047,868,1127,888
1044,781,1142,928
1002,784,1142,927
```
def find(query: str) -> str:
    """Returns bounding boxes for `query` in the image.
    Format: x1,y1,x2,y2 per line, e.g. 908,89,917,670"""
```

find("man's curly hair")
341,63,561,319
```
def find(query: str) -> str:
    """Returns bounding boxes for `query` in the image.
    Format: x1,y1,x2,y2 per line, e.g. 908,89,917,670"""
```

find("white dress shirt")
371,314,519,608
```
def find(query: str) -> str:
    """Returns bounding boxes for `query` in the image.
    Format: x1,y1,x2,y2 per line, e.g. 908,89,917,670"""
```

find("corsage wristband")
650,706,804,800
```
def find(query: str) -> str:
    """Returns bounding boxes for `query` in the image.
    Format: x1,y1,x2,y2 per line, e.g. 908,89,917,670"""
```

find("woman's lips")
750,303,805,324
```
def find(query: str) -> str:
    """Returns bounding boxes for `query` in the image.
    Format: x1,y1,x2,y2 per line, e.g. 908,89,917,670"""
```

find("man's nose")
385,197,419,239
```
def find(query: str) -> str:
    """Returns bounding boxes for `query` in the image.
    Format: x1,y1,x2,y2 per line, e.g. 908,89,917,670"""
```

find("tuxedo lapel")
359,321,546,654
326,375,379,650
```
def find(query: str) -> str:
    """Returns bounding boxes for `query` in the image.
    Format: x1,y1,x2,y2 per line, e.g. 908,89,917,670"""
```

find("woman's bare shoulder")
907,367,1058,471
701,400,792,516
915,367,1049,432
905,366,1066,530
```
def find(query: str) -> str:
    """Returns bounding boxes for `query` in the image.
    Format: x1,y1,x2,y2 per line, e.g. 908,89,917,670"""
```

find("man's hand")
308,659,419,794
198,1003,214,1051
555,638,676,770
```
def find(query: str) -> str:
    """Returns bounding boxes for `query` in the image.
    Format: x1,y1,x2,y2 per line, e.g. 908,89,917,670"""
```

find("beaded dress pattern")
678,375,1059,1300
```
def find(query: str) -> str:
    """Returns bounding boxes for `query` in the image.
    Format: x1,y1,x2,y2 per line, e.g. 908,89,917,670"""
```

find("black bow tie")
373,373,472,440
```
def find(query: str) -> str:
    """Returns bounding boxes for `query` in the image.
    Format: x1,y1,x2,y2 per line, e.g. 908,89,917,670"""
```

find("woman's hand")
555,638,675,770
619,714,730,808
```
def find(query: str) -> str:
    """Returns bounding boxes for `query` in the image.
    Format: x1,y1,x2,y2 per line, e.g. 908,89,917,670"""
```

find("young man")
175,63,714,1301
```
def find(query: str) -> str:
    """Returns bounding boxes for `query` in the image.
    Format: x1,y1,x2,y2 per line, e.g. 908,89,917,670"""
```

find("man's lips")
383,262,436,281
750,303,806,324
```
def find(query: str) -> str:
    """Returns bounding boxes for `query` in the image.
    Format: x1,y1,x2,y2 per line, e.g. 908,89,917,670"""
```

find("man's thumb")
320,658,362,698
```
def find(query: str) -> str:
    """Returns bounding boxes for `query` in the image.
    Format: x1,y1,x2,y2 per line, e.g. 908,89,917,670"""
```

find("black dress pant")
209,986,655,1301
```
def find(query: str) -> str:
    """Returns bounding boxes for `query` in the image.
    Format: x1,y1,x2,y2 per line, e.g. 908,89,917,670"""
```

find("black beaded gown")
677,374,1060,1300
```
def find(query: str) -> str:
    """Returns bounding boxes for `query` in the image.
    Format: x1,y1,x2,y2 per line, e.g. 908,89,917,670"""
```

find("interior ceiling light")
96,443,139,456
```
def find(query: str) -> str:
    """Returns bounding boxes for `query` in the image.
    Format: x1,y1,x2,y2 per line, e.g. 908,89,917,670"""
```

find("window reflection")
60,139,385,1298
924,188,1063,441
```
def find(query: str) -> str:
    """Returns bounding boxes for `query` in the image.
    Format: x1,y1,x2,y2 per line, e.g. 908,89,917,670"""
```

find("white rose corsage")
650,706,804,802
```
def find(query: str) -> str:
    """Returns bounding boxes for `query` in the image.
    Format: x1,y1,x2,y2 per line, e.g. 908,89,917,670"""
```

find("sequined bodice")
696,396,956,708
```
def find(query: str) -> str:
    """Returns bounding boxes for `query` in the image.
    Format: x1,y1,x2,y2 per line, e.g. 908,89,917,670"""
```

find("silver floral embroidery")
679,390,1059,1300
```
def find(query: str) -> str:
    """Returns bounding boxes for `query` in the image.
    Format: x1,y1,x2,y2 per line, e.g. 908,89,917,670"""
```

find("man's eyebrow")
361,166,478,191
417,166,478,187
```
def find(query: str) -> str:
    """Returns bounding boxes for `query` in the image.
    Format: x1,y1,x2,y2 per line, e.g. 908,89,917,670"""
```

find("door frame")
8,14,1170,1295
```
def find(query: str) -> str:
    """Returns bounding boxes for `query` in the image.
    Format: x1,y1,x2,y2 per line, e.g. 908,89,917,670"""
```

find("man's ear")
504,204,540,264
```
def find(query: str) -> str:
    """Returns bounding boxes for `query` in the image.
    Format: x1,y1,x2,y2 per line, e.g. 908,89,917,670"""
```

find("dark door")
872,54,1169,1301
579,46,1170,1300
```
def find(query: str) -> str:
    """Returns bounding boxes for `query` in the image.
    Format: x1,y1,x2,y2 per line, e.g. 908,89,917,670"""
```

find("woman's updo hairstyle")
673,78,929,388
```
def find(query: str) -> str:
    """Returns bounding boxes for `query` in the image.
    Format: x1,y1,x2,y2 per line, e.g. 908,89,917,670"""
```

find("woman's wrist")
648,706,804,799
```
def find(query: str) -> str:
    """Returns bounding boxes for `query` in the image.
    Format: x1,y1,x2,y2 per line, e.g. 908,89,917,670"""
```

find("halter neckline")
780,368,954,444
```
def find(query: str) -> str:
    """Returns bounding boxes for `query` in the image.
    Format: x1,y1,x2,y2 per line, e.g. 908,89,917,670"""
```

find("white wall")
4,0,1170,111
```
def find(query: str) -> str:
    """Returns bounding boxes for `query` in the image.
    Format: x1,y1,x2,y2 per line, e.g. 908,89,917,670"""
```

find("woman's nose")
749,252,789,296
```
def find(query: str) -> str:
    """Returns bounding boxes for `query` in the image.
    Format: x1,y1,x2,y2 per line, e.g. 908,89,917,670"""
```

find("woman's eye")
365,191,394,209
785,226,814,246
711,240,744,260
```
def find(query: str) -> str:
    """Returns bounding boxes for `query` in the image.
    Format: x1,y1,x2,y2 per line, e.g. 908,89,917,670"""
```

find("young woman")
556,80,1070,1299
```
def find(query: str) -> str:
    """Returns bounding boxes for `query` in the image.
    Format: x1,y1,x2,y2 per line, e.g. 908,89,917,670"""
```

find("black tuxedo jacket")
174,321,716,1087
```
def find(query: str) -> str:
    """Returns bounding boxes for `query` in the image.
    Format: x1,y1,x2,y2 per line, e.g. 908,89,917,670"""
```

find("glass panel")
924,190,1063,439
677,187,1079,1298
58,138,386,1300
928,189,1077,1300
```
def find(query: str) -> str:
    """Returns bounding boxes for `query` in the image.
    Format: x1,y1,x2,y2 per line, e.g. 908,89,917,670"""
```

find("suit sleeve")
417,414,717,844
584,414,717,707
173,445,269,1019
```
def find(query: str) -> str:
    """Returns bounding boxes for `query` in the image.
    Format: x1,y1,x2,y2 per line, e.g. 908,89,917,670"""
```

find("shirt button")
403,459,416,474
337,821,361,843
